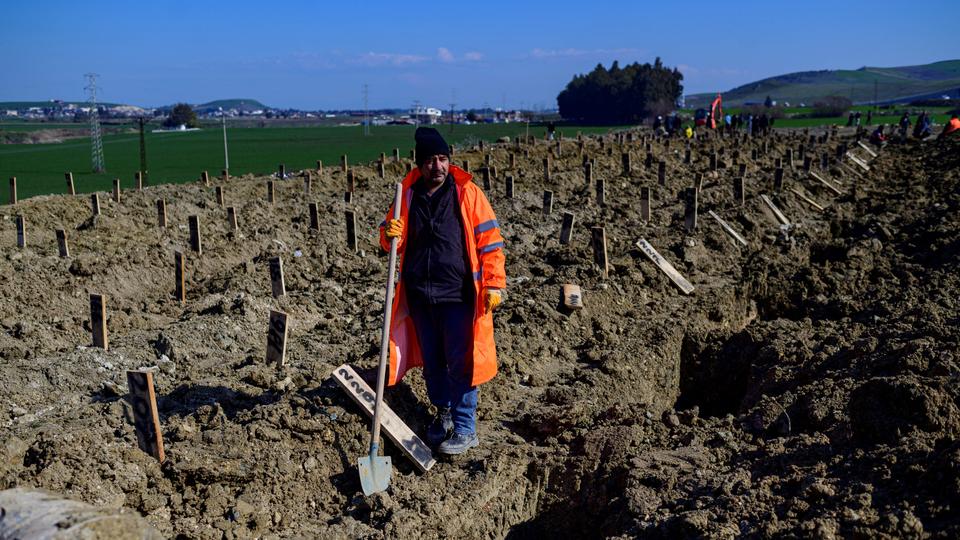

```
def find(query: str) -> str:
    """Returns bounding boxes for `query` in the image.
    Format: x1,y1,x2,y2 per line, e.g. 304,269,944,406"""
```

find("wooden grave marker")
201,170,209,186
684,148,691,164
393,148,400,162
760,194,790,226
635,238,694,295
331,364,436,472
316,159,323,173
621,152,631,176
789,187,824,211
482,168,491,190
347,169,355,192
341,154,348,173
542,190,553,215
226,206,238,231
304,174,312,195
345,210,358,252
8,177,16,205
559,211,575,245
774,167,784,192
543,158,550,181
505,176,515,199
308,202,319,230
561,284,584,310
222,169,229,182
857,141,878,158
135,171,143,191
15,215,25,248
174,251,186,303
269,256,286,298
90,193,101,216
126,370,165,462
344,191,353,204
846,152,870,171
66,172,75,195
378,161,385,178
803,156,812,172
645,151,654,168
707,210,748,247
188,215,202,254
278,164,286,179
640,187,650,222
809,171,844,195
267,180,275,203
509,153,516,168
215,186,224,207
113,178,120,203
734,176,745,206
462,160,470,173
266,310,289,367
156,199,167,227
657,160,666,185
584,162,593,185
591,227,609,277
90,293,108,349
596,178,605,206
56,229,69,257
684,187,698,233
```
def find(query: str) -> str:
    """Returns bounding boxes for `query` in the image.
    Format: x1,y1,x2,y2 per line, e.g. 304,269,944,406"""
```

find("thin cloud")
350,52,428,67
463,51,483,61
437,47,455,63
529,47,642,59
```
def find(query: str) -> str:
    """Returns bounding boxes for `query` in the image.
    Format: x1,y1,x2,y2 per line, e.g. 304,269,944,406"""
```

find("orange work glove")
385,218,403,238
484,288,502,314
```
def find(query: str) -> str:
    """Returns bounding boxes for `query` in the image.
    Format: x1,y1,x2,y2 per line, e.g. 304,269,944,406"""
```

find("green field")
0,124,618,201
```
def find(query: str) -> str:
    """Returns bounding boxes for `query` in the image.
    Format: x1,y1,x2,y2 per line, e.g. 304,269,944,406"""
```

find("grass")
1,123,620,201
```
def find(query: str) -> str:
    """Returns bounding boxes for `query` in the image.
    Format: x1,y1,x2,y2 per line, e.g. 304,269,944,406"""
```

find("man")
938,114,960,140
378,127,506,456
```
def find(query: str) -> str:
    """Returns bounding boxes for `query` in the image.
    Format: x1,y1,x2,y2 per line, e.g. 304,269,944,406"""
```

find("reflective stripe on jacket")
378,165,506,387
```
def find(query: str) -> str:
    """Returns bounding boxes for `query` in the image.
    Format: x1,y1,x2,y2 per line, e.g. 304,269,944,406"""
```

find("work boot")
437,432,478,455
426,408,453,446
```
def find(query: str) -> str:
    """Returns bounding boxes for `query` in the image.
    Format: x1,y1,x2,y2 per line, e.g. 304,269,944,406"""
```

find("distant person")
915,112,932,139
866,110,873,125
938,114,960,140
653,115,662,132
547,121,556,141
847,112,855,127
854,111,862,127
898,113,911,139
747,114,754,136
870,125,887,147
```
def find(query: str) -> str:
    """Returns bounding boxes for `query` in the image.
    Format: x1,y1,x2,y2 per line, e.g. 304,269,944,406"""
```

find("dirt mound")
1,131,958,538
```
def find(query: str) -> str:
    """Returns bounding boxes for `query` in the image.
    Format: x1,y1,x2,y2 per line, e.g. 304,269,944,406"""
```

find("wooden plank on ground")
857,141,878,158
707,210,748,247
846,152,870,171
635,238,694,295
266,310,288,366
788,187,825,211
331,364,436,473
90,293,108,349
126,370,165,462
561,284,584,310
760,195,790,226
809,171,844,195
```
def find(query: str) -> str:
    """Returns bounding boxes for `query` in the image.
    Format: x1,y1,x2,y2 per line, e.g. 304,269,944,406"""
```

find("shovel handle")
369,182,404,456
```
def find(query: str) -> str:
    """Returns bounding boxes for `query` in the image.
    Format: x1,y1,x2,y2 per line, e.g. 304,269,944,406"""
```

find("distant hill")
686,59,960,108
193,99,269,113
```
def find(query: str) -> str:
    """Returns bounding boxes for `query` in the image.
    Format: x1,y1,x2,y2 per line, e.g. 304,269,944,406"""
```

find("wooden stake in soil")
15,215,25,248
789,187,825,211
90,293,108,349
308,202,319,230
584,161,593,185
126,370,165,462
509,153,516,168
201,170,209,186
344,191,353,204
684,148,691,164
317,160,323,174
482,168,491,190
8,177,16,205
707,210,748,247
266,180,275,203
774,167,784,192
760,194,791,226
331,364,436,472
393,148,400,162
222,169,229,182
809,171,844,195
734,176,745,206
345,210,358,252
505,176,514,199
640,187,651,222
188,215,201,254
635,239,695,295
56,229,69,257
66,172,75,195
112,178,121,203
347,169,355,192
591,227,609,277
543,158,550,181
378,161,385,179
90,193,101,216
278,164,286,179
621,152,631,176
215,186,224,207
156,199,167,227
561,284,584,310
341,154,348,173
135,171,143,191
657,161,666,185
269,256,286,298
559,211,575,245
684,187,698,233
174,250,186,304
266,310,288,367
596,178,605,206
226,206,238,231
542,190,553,215
304,174,312,195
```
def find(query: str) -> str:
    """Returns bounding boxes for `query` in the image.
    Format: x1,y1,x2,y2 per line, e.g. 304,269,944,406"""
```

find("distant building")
411,106,442,124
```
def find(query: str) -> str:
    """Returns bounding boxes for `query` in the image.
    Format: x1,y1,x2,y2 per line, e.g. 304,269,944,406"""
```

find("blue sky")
3,0,957,110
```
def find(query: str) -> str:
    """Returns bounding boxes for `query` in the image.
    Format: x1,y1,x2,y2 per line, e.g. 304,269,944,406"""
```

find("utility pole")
84,73,106,173
874,79,879,110
138,117,148,183
220,107,229,174
362,84,370,136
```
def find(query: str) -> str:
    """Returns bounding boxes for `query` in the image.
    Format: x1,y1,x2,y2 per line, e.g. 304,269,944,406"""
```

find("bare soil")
1,130,958,539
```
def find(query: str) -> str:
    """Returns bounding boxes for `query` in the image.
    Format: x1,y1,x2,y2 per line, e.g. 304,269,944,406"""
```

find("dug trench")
0,132,958,538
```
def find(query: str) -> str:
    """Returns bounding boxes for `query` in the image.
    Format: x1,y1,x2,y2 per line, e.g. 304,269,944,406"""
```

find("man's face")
419,154,449,183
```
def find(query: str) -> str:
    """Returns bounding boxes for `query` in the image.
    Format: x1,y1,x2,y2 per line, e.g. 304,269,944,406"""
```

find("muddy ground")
0,129,958,539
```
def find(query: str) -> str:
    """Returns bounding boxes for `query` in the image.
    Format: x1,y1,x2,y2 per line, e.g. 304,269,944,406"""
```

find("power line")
84,73,105,173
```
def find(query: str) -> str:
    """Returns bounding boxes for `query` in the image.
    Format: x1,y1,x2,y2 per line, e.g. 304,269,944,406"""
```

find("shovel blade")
358,455,392,496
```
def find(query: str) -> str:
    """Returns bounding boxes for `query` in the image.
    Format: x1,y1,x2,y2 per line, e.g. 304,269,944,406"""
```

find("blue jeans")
406,297,478,435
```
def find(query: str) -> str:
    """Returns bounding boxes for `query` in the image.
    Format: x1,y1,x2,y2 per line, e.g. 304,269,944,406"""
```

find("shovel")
358,181,403,496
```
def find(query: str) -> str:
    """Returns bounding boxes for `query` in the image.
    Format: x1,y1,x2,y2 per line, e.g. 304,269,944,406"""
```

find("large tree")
557,58,683,124
164,103,198,128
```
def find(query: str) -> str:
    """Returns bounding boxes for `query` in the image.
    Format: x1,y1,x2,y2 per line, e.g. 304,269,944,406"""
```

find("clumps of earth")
1,128,958,539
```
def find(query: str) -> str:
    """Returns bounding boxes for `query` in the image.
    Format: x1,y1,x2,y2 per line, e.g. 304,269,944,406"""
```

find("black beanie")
415,127,450,165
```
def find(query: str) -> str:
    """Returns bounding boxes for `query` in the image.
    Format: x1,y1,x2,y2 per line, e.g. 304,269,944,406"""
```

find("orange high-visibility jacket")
378,165,506,387
946,117,960,135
